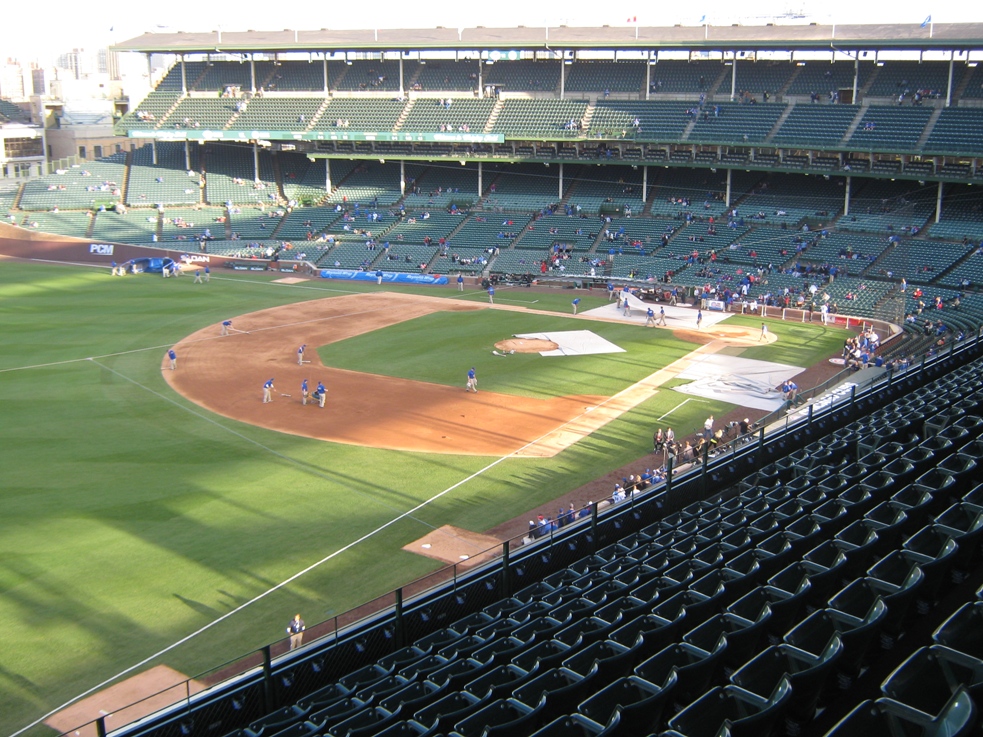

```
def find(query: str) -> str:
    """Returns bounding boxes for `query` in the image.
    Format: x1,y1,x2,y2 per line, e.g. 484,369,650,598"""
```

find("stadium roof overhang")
111,22,983,55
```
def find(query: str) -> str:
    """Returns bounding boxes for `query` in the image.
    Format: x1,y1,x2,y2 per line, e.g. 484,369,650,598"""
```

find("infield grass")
317,310,700,399
0,262,838,736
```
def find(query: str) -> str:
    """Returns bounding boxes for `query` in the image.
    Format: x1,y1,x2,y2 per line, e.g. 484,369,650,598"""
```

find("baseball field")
0,260,849,736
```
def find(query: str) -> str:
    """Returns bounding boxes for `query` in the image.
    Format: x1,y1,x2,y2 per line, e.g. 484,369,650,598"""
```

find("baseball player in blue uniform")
193,267,203,283
376,269,384,285
221,320,232,336
657,306,667,326
487,286,495,304
297,344,307,365
696,310,703,329
301,378,309,405
315,381,326,408
457,274,464,291
263,378,275,403
572,298,581,315
466,367,477,393
167,349,177,370
645,307,655,326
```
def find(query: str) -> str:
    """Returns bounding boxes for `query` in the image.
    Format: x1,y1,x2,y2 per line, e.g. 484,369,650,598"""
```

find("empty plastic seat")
881,451,925,485
824,690,976,737
609,612,680,659
770,561,839,613
378,646,430,672
371,720,433,737
834,521,882,580
720,528,754,556
688,568,734,610
684,610,771,671
297,683,352,710
665,681,793,737
415,628,464,652
593,595,648,627
398,655,452,681
938,453,978,495
890,485,938,524
511,639,573,673
529,713,614,737
248,706,309,736
412,690,488,734
721,550,762,599
634,640,728,708
811,499,851,533
428,657,490,691
752,532,796,580
934,602,983,660
338,664,393,692
835,486,875,521
898,447,937,481
512,614,569,643
904,526,960,608
356,675,413,702
453,696,543,737
731,637,843,723
785,602,887,677
919,436,953,460
438,637,489,663
462,664,532,701
325,706,399,737
748,513,782,543
513,666,597,716
577,674,677,736
881,645,983,719
550,596,608,622
934,503,983,572
554,616,617,648
561,639,636,682
379,680,447,715
832,573,923,639
730,582,808,642
309,698,370,731
452,611,498,635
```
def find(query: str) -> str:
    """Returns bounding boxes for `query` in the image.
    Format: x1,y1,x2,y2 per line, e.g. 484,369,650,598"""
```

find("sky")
2,0,981,63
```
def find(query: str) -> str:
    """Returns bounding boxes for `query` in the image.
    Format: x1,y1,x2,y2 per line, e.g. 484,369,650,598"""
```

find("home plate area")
496,330,626,357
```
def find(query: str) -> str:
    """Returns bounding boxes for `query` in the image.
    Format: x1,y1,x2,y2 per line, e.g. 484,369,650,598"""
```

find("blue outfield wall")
319,269,449,285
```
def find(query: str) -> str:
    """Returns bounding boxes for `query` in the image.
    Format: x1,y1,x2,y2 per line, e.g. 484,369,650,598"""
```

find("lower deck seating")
138,344,983,737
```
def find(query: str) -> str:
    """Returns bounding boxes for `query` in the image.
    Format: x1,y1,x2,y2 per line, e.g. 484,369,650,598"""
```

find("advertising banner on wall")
319,269,448,285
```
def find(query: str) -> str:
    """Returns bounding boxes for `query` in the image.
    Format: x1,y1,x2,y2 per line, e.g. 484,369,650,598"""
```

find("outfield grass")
0,263,838,735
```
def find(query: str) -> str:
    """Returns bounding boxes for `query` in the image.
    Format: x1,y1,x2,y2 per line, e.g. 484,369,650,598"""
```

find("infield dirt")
164,293,769,457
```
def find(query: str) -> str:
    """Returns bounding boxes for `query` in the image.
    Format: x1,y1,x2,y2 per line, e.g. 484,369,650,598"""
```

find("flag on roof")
921,15,932,27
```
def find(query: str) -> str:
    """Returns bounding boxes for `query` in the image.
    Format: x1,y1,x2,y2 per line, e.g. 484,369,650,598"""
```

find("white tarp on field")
671,354,802,411
513,330,626,357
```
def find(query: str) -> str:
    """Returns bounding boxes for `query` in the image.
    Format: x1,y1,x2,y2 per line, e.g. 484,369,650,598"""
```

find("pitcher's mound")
406,525,502,567
494,337,559,354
